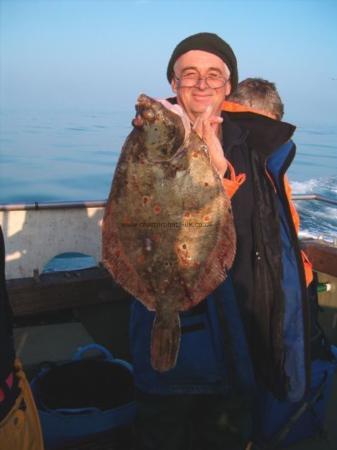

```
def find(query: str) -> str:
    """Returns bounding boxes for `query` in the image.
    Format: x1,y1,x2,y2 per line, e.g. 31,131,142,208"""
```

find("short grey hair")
228,77,284,120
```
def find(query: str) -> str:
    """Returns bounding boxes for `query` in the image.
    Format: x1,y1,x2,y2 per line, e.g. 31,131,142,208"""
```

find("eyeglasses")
174,71,228,89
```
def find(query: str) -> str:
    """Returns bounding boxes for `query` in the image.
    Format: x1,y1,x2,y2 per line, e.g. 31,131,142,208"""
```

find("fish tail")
151,312,181,372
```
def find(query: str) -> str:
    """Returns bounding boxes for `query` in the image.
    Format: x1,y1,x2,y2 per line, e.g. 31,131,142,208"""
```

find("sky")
1,0,337,126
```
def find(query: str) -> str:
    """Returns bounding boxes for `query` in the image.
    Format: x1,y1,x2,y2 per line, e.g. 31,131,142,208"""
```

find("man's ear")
171,78,177,94
225,81,232,97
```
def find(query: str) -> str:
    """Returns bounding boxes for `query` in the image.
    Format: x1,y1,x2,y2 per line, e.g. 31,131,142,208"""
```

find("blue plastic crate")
31,344,137,449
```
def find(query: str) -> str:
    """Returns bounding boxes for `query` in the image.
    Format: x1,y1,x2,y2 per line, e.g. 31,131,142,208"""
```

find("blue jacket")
130,276,256,396
267,140,309,402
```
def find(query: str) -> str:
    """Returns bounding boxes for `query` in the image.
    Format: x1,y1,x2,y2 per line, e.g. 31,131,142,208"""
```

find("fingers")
192,105,212,137
209,116,223,132
193,110,223,138
194,117,222,144
192,116,203,139
191,113,227,177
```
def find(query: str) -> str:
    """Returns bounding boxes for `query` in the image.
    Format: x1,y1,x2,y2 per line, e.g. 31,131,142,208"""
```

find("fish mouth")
136,94,156,114
133,94,189,151
137,93,153,107
134,94,157,126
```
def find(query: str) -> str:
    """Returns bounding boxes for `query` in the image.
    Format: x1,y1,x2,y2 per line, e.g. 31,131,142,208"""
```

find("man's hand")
192,106,228,177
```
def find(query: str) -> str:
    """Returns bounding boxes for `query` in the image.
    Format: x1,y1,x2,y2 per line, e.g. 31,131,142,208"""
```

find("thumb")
209,115,223,132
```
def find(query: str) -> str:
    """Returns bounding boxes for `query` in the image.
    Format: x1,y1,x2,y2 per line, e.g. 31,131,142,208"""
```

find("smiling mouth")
193,95,212,101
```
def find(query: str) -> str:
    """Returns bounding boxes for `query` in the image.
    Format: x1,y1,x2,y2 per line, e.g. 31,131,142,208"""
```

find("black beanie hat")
166,32,238,92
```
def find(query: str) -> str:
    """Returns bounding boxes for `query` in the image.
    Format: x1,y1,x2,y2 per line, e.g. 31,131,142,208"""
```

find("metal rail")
0,194,336,211
292,194,337,207
0,200,107,211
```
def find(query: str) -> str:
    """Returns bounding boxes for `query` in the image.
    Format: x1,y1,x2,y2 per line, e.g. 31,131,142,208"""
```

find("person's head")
227,77,284,120
166,32,238,123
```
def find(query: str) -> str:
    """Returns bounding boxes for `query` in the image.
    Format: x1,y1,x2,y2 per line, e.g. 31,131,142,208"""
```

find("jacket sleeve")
284,176,313,286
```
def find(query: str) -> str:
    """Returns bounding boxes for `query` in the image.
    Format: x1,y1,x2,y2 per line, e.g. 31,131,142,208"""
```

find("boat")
0,195,336,450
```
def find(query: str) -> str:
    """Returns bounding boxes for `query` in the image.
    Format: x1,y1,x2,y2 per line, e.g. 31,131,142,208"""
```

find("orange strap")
284,176,313,286
222,100,277,120
222,159,246,199
284,176,300,233
301,249,314,286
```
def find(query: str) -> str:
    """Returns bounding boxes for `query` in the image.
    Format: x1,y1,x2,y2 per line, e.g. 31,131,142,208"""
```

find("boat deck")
16,296,337,450
3,200,336,449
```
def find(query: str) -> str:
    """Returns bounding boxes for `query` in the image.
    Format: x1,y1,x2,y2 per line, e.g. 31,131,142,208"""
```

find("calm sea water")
1,109,336,244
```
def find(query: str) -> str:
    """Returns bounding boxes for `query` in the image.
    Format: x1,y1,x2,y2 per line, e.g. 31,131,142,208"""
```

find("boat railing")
292,194,337,207
1,194,337,319
0,200,107,211
0,193,336,211
0,194,336,279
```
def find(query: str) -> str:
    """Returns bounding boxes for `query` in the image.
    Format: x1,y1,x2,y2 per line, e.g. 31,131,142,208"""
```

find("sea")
0,109,336,271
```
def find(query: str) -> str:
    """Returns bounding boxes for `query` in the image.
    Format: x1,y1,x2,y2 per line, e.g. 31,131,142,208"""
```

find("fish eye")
143,109,155,121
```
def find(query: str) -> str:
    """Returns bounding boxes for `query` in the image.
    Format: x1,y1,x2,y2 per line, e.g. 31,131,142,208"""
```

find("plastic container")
31,344,136,449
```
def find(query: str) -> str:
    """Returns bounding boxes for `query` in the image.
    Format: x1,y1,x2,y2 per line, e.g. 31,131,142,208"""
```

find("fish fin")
150,312,181,372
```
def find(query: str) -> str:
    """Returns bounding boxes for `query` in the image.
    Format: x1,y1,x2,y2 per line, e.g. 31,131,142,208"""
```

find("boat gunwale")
0,193,336,211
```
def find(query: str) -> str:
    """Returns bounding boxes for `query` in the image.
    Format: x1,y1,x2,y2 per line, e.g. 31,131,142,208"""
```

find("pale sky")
1,0,337,126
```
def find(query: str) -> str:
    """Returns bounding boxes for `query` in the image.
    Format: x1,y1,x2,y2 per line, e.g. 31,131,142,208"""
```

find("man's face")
171,50,231,123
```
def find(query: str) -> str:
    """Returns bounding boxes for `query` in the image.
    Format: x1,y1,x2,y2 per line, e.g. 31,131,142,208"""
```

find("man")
222,78,313,403
226,77,313,283
226,77,284,120
225,78,334,449
225,77,310,263
130,33,310,450
0,226,44,450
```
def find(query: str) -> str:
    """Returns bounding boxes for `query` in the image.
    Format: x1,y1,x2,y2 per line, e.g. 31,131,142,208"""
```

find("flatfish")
102,94,236,372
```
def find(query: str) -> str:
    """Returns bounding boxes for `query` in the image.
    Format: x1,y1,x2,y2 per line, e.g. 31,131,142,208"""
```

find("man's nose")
195,77,208,89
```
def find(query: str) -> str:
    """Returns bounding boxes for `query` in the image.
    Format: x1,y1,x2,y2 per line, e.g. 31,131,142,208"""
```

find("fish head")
132,94,187,162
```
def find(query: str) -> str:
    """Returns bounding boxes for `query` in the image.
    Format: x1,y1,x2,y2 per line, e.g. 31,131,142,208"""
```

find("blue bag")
130,278,256,396
253,346,337,448
30,344,136,449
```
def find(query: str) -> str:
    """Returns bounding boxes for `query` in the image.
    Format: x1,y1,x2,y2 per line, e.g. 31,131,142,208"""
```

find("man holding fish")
103,32,310,450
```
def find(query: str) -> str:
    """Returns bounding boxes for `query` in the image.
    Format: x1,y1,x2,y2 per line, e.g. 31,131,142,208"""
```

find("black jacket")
223,111,309,400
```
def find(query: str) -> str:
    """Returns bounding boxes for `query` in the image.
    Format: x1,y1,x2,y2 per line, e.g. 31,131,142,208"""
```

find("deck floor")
15,301,337,450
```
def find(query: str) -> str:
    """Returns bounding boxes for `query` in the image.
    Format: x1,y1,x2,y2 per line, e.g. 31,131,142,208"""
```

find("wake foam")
291,176,337,241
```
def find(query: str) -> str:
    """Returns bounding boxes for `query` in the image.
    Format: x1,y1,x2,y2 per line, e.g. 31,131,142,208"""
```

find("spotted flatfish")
102,94,236,372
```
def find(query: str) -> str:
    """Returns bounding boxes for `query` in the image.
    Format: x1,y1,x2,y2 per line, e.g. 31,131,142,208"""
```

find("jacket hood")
225,111,296,159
